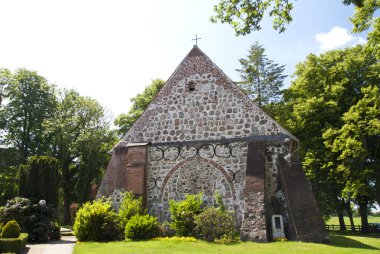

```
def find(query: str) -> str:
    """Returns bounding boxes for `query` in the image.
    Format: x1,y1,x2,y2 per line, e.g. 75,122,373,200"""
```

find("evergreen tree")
236,42,286,107
19,156,61,206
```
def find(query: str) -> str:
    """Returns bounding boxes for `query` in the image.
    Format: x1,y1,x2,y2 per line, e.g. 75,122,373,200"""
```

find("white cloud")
316,26,366,51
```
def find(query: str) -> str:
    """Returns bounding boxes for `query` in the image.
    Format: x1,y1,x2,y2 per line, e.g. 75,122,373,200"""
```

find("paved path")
22,236,76,254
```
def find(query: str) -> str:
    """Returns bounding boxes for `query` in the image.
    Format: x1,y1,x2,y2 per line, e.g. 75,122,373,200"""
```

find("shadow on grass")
329,234,379,250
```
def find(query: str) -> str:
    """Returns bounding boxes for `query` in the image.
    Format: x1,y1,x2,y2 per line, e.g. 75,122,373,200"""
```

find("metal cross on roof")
192,34,202,46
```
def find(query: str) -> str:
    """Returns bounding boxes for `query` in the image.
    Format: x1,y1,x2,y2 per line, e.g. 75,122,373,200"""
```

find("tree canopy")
283,43,380,231
211,0,378,35
0,68,117,224
0,68,56,162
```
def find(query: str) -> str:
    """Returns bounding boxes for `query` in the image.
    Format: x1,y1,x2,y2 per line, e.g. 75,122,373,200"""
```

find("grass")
73,232,380,254
326,216,380,226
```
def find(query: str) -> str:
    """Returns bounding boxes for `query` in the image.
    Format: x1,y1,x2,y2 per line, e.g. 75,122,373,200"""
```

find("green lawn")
73,232,380,254
326,216,380,226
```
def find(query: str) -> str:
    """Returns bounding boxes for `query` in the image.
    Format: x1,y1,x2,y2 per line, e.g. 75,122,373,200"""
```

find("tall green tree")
0,147,20,206
211,0,378,35
236,41,286,107
0,68,56,162
19,156,61,206
114,79,165,136
284,44,380,229
323,85,380,231
44,89,116,224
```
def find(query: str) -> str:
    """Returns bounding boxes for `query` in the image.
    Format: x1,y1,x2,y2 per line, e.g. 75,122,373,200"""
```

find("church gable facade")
98,46,328,243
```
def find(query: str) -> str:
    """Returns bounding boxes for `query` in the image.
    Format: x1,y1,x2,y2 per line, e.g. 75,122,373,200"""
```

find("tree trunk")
344,201,355,231
62,161,72,225
63,187,72,225
337,209,346,231
358,200,369,233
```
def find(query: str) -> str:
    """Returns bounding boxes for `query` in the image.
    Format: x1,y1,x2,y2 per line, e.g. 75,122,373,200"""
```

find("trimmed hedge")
0,233,28,254
1,220,21,238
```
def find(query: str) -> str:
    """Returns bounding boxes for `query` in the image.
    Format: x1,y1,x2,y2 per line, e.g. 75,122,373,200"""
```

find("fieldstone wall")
122,46,293,145
146,142,247,223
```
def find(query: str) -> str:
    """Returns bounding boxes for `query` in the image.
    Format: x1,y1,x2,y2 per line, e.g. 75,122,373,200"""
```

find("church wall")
122,53,291,145
98,46,328,243
146,142,248,224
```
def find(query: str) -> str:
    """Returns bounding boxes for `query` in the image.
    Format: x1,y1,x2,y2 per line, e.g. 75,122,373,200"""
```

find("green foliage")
18,156,61,206
0,68,57,161
73,199,122,242
210,0,378,36
169,194,204,236
0,67,117,225
0,147,21,206
0,197,60,242
124,214,160,240
0,233,28,254
114,79,165,136
210,0,294,35
1,220,20,238
236,41,286,107
44,88,117,224
349,0,379,33
323,85,380,204
194,207,236,242
118,192,143,229
284,44,380,224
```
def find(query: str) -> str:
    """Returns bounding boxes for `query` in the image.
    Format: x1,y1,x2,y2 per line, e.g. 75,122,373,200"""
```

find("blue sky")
0,0,368,118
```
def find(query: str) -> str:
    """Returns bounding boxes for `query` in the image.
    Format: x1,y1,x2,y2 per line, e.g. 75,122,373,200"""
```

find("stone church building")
97,46,328,242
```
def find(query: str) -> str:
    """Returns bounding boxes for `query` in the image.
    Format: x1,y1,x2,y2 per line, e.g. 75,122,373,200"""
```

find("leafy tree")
18,156,61,206
323,85,380,232
0,147,20,206
211,0,378,35
114,79,165,136
284,44,380,228
0,68,56,162
236,41,286,107
44,89,116,224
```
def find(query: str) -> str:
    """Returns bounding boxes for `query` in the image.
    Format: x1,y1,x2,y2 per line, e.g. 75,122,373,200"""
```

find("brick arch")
160,157,236,201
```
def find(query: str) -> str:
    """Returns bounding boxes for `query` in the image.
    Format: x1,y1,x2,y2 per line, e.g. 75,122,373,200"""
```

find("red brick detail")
97,145,147,203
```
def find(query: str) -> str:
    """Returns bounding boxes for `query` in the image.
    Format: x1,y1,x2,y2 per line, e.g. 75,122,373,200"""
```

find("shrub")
0,233,28,253
194,207,236,242
19,156,61,206
0,197,60,242
73,199,122,242
118,192,143,228
30,219,61,242
169,194,203,236
124,214,160,240
1,220,21,238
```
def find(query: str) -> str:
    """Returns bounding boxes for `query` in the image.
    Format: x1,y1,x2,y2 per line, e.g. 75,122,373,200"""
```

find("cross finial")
192,34,202,46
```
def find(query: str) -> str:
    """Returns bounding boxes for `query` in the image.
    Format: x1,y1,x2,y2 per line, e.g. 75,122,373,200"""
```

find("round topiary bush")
74,199,122,242
1,220,21,238
124,214,160,240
